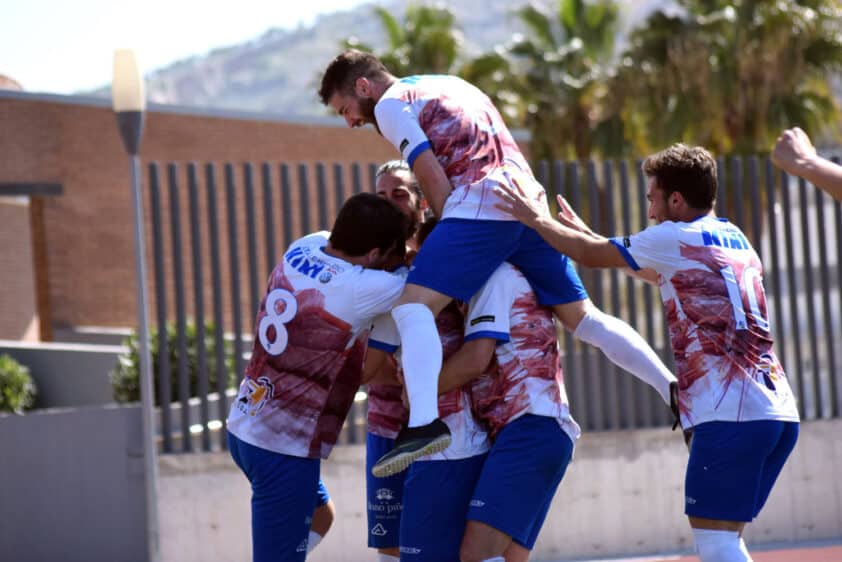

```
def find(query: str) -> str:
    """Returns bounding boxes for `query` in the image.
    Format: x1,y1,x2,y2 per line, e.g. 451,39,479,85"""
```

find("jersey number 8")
258,288,298,355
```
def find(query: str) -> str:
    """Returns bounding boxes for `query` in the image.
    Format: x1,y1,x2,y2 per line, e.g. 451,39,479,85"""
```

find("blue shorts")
315,478,330,508
366,432,407,549
400,454,488,562
228,432,320,562
407,218,588,304
685,420,799,521
467,415,573,550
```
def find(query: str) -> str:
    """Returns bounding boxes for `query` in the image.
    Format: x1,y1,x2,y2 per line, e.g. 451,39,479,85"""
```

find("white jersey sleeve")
353,269,405,319
374,96,432,167
610,221,680,272
369,313,400,353
464,265,514,343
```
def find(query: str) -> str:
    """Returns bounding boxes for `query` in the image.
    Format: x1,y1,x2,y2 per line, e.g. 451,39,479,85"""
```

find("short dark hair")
642,144,718,211
318,49,391,105
330,193,409,257
416,217,439,248
375,160,423,200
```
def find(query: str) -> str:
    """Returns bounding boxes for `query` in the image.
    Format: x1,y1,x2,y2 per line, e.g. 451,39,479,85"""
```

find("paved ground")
563,541,842,562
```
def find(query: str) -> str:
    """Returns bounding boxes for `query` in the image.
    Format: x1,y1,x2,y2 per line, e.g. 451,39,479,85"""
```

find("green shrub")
111,320,237,405
0,354,37,414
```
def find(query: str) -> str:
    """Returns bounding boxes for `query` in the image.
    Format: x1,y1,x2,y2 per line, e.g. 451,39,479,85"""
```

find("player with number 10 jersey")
613,216,799,428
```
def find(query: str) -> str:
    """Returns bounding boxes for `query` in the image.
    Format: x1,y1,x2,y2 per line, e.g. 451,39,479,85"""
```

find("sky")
1,0,372,94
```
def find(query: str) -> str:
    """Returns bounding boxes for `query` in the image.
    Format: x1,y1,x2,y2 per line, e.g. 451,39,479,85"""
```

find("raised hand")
493,178,546,228
556,194,594,237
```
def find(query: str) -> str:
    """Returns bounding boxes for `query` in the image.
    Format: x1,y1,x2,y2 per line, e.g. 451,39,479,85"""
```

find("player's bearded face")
358,95,377,129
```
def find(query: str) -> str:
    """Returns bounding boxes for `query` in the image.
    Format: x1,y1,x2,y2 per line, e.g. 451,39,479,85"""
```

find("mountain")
87,0,671,120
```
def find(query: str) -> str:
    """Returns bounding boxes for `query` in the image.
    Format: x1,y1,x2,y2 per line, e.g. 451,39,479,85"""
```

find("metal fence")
146,157,842,454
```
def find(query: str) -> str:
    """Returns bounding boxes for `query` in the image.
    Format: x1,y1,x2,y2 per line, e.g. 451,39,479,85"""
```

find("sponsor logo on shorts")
400,546,422,555
296,538,307,552
371,523,388,536
469,499,485,508
686,496,697,505
470,315,495,326
375,488,395,501
399,139,410,153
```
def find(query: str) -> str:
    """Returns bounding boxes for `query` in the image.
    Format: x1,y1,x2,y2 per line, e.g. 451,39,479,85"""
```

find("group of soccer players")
224,49,823,562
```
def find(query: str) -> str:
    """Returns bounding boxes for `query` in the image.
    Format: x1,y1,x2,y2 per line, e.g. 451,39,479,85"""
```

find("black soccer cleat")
371,418,451,478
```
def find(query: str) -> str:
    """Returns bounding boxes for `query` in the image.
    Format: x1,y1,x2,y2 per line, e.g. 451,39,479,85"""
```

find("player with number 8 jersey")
226,193,409,562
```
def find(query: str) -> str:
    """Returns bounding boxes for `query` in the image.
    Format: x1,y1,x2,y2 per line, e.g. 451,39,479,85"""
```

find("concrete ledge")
157,418,842,562
0,340,124,408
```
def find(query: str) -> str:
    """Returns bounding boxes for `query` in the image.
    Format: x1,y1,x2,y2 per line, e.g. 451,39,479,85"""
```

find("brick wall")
0,94,399,332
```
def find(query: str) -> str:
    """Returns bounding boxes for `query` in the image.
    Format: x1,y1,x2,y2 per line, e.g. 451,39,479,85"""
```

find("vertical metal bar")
536,160,549,191
298,163,312,235
187,163,211,451
731,156,745,227
280,164,294,249
798,176,821,417
815,186,838,417
352,163,363,195
262,163,277,274
567,161,589,430
586,160,606,431
168,163,192,452
205,163,230,449
832,157,842,416
243,163,261,318
225,163,246,379
780,171,806,417
316,163,330,230
148,163,172,452
334,163,347,219
603,160,624,429
368,162,378,192
716,156,727,216
747,157,762,252
636,160,657,427
764,160,788,383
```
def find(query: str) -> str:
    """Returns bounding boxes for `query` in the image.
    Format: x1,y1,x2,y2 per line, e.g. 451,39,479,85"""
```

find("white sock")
480,558,505,562
738,537,751,558
391,303,441,427
377,554,399,562
693,528,752,562
573,308,676,404
306,530,322,554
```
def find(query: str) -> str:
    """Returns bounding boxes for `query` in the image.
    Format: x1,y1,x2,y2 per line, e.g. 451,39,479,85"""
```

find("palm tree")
621,1,842,154
474,0,625,162
344,5,464,75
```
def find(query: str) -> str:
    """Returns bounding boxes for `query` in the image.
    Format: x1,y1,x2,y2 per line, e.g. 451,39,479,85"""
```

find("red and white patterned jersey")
374,75,547,221
226,232,405,459
611,216,800,428
465,263,581,443
366,377,408,440
369,303,490,460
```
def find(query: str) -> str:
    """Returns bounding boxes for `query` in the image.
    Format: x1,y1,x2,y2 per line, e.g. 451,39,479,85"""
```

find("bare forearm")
438,340,494,395
797,156,842,202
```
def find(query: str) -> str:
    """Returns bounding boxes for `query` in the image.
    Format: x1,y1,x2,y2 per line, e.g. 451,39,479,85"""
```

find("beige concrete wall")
158,418,842,562
0,197,38,340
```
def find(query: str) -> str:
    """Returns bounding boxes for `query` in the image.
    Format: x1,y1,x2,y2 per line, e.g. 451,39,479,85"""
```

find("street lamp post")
112,49,160,562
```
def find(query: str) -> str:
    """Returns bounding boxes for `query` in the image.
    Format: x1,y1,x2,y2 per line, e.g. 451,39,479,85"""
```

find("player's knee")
693,528,750,562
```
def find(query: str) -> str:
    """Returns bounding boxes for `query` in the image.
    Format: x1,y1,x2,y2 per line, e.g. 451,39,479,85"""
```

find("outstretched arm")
773,127,842,202
495,181,629,269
